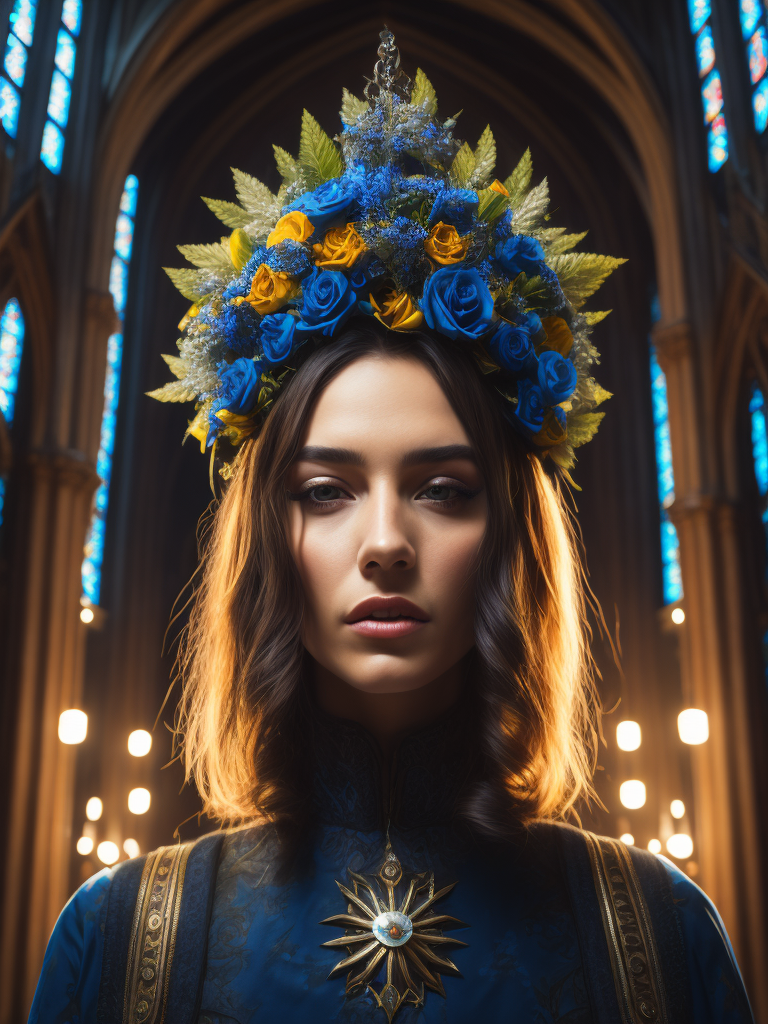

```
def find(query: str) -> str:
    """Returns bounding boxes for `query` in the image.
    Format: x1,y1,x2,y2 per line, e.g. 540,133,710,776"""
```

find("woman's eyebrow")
296,445,364,465
294,443,477,468
401,444,476,467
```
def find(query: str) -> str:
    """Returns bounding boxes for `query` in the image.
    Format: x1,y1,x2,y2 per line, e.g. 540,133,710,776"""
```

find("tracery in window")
40,0,82,174
0,0,38,139
688,0,729,170
81,175,138,607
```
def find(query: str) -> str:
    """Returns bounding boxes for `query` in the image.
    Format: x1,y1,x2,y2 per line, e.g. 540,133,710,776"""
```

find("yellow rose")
489,179,510,196
313,223,366,268
246,264,298,315
371,289,424,332
540,316,573,357
424,222,470,265
267,211,314,247
532,408,567,449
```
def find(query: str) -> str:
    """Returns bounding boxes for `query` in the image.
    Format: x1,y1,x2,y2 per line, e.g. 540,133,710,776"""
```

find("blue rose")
487,319,538,377
421,265,494,343
295,268,357,337
494,235,547,278
291,180,359,233
537,349,577,404
216,357,262,415
260,313,297,365
428,189,479,235
514,380,546,434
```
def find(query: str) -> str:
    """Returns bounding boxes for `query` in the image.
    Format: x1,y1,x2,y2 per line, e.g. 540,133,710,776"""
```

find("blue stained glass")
660,512,684,604
0,476,5,527
61,0,81,37
701,69,724,123
741,0,764,39
749,26,768,83
0,298,24,425
9,0,36,47
688,0,711,33
750,384,768,496
109,255,127,317
113,213,134,261
40,119,64,172
46,68,70,127
4,32,26,87
708,113,729,172
120,174,139,217
54,27,75,79
0,77,20,138
754,78,768,131
650,344,683,603
695,24,716,79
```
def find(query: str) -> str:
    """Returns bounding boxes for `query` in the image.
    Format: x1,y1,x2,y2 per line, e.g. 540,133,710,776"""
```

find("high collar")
306,694,479,833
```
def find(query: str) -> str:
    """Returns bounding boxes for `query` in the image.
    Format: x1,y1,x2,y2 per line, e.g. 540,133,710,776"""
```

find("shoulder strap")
97,831,225,1024
555,823,691,1024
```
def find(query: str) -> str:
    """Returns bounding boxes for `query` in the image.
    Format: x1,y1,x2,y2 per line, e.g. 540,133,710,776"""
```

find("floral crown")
149,29,623,483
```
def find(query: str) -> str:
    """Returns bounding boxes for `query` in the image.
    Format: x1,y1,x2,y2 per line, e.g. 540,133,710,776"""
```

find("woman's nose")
357,482,416,574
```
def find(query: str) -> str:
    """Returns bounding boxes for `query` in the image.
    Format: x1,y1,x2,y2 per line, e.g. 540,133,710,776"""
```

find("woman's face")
287,354,487,694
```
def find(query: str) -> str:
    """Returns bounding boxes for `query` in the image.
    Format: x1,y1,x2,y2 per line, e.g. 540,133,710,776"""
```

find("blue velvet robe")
30,709,754,1023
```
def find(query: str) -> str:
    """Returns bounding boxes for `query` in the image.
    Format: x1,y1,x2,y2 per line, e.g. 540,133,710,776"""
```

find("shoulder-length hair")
177,319,599,844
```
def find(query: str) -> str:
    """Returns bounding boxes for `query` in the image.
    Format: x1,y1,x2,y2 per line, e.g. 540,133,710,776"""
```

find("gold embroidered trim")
122,843,193,1024
584,833,670,1024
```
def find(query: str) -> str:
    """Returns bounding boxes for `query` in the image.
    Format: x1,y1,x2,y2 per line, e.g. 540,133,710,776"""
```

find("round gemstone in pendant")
372,910,413,947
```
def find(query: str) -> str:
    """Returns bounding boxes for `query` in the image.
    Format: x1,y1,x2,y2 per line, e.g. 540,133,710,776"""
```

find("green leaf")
450,142,476,186
299,109,344,185
163,267,214,302
161,353,189,380
548,252,627,308
273,145,300,183
511,177,549,232
568,411,605,448
591,383,612,407
549,443,577,472
146,379,198,403
504,148,532,206
584,309,611,325
341,88,368,125
202,197,251,229
177,241,233,271
472,125,496,187
476,186,510,223
546,230,588,255
411,68,437,114
231,168,276,214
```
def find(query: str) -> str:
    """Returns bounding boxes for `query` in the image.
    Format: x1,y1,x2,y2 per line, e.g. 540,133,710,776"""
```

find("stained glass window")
650,325,683,605
689,1,729,170
81,175,139,607
40,0,81,173
0,0,37,140
0,299,25,529
740,0,768,132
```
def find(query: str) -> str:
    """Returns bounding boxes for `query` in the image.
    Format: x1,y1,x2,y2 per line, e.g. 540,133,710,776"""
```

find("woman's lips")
345,595,430,638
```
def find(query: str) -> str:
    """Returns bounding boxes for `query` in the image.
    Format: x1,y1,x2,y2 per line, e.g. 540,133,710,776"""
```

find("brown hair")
176,319,599,844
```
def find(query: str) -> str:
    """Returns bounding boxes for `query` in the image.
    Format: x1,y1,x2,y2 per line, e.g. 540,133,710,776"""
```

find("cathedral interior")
1,0,768,1019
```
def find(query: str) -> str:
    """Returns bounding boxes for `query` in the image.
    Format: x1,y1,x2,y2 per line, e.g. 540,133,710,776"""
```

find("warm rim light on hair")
127,729,152,757
619,833,635,845
85,796,102,821
670,799,685,819
128,787,150,814
678,708,709,745
666,833,694,859
58,709,87,744
97,841,120,865
619,779,646,809
76,835,93,855
648,838,662,854
616,720,641,751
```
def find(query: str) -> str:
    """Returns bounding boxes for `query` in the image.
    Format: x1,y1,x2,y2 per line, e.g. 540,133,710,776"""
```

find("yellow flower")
215,408,258,446
246,264,298,315
177,304,199,331
489,179,510,196
313,223,366,268
424,222,470,265
540,316,573,357
229,228,252,273
532,408,567,449
371,289,424,332
267,211,314,247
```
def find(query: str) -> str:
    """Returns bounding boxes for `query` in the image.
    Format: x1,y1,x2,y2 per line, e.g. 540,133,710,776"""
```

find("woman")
30,32,753,1024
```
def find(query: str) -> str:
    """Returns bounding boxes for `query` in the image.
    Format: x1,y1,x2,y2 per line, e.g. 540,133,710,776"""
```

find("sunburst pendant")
320,844,468,1021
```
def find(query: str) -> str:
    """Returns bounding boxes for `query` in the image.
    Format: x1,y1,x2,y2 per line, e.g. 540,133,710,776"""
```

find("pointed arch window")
650,328,683,604
81,175,138,607
0,0,38,139
40,0,81,174
740,1,768,132
749,381,768,550
0,297,25,524
688,0,729,171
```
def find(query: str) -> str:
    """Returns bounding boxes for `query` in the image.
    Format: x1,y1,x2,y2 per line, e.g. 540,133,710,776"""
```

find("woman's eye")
422,484,456,502
309,484,344,502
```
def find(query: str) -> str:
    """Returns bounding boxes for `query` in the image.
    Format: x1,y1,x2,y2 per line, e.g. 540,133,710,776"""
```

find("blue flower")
265,240,313,279
290,180,359,233
514,380,546,434
494,235,547,279
537,350,577,404
212,302,261,357
216,357,262,416
260,313,298,365
487,318,538,377
421,265,494,343
428,189,478,235
296,268,357,337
